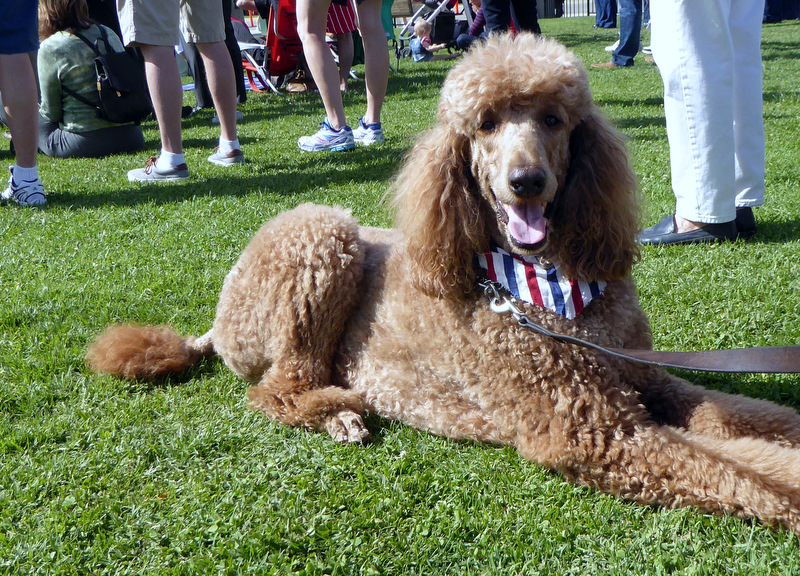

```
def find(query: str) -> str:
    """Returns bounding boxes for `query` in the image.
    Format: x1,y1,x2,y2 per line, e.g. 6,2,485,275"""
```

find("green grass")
2,17,800,575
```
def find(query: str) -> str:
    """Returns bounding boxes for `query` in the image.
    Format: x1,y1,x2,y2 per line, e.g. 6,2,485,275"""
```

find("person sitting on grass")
454,0,486,51
410,20,460,62
36,0,145,159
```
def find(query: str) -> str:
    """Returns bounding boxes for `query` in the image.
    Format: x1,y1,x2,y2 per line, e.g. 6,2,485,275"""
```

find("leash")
478,278,800,374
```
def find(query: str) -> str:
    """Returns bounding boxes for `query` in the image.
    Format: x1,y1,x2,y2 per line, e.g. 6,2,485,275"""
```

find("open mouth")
496,200,549,250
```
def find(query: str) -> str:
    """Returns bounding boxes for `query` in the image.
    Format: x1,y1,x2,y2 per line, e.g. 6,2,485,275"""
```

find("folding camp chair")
233,0,303,94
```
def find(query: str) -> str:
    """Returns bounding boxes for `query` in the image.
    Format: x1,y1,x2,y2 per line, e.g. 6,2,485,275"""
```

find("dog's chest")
340,274,634,417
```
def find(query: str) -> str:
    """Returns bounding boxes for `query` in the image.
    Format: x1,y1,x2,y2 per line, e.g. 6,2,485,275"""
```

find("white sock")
156,150,185,171
219,138,240,155
12,164,39,184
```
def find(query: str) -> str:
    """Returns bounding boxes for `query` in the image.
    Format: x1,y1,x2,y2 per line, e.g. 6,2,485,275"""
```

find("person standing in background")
594,0,618,28
481,0,541,33
326,1,357,92
296,0,389,152
592,0,642,68
0,2,47,207
639,0,765,244
118,0,244,182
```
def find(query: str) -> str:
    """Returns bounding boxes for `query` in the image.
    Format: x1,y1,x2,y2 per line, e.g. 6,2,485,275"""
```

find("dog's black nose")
509,167,547,198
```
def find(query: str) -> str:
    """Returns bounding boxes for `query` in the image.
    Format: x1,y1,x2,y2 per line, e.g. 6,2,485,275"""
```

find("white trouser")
650,0,766,223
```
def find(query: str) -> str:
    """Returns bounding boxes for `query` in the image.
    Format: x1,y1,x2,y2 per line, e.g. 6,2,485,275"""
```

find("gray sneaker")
1,167,47,207
208,148,245,166
128,157,190,182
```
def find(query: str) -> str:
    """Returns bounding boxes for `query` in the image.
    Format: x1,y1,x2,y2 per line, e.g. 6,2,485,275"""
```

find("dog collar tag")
476,246,605,320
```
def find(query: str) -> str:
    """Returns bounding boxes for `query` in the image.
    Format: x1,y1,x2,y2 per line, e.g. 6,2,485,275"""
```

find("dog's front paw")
326,410,370,443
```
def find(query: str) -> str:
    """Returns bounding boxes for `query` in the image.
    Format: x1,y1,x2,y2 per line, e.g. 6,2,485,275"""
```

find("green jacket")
38,24,135,132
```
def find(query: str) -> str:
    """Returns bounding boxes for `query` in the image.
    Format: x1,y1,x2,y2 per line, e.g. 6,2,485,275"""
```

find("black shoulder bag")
62,26,152,124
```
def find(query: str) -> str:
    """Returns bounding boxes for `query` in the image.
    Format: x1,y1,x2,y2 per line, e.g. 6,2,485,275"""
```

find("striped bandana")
476,246,606,320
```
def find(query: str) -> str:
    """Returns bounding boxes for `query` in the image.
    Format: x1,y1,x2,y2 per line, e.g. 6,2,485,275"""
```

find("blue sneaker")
298,119,355,152
353,118,384,146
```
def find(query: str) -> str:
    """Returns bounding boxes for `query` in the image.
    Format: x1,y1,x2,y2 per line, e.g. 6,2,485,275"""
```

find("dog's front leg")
248,368,369,443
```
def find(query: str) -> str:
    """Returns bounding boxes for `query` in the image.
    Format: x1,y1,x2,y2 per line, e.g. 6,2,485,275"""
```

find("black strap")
72,26,109,57
62,84,98,110
61,26,108,113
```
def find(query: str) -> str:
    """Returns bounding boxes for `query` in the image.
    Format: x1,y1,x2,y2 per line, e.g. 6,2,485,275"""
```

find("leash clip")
479,277,524,319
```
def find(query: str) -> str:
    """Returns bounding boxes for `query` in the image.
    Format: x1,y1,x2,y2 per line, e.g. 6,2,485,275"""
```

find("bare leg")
354,0,389,124
139,44,183,154
297,0,347,129
0,53,39,168
336,32,354,91
196,40,238,142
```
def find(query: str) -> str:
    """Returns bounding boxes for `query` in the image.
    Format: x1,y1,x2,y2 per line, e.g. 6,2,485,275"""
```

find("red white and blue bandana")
477,246,605,320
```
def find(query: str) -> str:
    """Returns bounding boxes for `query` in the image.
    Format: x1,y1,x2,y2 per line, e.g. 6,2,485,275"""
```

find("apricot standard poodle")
88,34,800,534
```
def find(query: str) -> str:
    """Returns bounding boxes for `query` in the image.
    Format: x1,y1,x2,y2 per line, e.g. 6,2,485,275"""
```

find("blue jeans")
595,0,617,27
612,0,642,66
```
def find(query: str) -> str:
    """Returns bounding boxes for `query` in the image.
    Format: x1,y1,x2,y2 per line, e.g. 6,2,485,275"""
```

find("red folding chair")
234,0,303,94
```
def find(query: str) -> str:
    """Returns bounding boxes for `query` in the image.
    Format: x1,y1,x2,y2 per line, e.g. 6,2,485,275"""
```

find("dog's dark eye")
544,115,561,128
479,119,496,132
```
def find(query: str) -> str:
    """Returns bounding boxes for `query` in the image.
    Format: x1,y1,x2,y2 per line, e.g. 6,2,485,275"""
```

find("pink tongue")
506,203,547,245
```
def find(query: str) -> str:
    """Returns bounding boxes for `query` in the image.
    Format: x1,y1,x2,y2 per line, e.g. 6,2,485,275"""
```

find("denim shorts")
0,2,38,54
117,0,225,47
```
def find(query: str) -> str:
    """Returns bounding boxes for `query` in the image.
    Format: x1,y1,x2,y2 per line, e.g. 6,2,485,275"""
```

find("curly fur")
88,34,800,533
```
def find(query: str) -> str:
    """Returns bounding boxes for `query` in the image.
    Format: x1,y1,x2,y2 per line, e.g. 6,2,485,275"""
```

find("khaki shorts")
117,0,225,47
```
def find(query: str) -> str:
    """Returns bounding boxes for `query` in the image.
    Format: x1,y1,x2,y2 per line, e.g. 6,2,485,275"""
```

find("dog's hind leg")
637,371,800,448
680,432,800,490
525,423,800,534
216,204,369,442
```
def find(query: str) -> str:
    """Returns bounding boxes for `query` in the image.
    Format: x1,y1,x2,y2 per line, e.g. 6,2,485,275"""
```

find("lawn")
2,16,800,575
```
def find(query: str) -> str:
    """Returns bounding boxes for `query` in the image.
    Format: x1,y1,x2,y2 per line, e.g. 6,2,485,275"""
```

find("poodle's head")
393,32,640,299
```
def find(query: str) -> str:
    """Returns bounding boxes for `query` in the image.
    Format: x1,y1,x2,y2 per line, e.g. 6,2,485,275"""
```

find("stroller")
232,0,303,94
395,0,472,63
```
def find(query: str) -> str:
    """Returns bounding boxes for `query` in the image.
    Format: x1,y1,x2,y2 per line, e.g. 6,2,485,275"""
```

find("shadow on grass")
48,142,410,209
741,218,800,244
118,354,223,394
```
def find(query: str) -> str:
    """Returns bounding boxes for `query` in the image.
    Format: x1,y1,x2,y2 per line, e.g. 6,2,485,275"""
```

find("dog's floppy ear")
551,109,640,281
390,123,487,299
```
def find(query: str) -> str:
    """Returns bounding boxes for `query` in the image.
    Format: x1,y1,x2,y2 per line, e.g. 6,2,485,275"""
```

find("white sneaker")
208,148,245,166
642,45,652,55
127,157,190,182
353,118,385,146
604,39,620,53
298,119,355,152
1,167,47,207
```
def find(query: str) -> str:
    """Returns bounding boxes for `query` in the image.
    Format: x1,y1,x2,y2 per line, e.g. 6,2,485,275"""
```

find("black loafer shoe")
639,215,738,245
735,207,757,239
